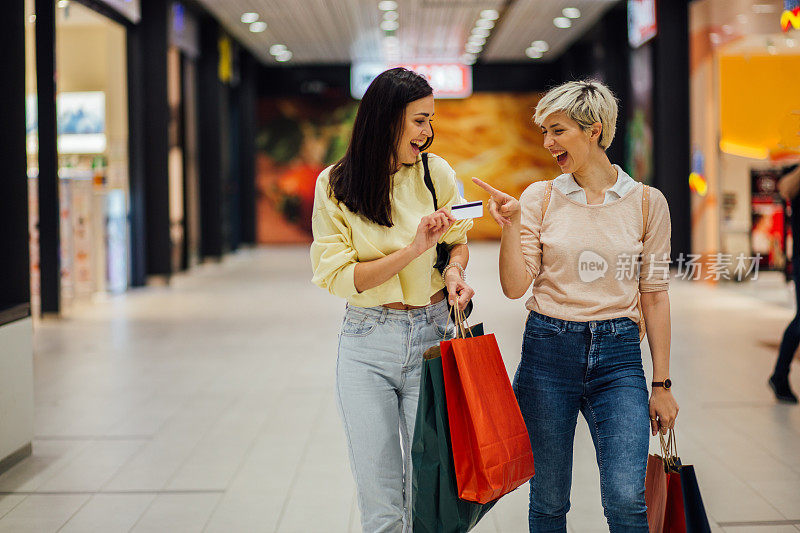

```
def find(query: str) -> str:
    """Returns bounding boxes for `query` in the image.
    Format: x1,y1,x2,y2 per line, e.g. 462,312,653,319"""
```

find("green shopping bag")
411,323,497,532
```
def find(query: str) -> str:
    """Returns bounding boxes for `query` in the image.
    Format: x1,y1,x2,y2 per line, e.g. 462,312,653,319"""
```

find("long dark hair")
329,68,434,227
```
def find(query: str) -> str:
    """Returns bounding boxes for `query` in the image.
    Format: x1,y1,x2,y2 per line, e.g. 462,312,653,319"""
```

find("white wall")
0,319,34,468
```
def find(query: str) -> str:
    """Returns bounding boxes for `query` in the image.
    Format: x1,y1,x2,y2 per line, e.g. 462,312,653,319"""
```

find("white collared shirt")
552,165,638,205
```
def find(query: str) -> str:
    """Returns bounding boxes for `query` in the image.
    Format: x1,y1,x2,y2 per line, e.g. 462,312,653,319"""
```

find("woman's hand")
472,178,521,227
411,208,455,256
444,269,475,310
649,389,679,436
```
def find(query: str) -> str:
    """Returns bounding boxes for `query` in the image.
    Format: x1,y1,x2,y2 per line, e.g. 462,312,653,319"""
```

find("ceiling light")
28,14,36,23
563,7,581,19
722,24,733,34
767,45,778,55
378,0,398,11
752,4,777,14
383,10,399,21
480,9,499,20
788,38,797,48
275,51,293,62
57,0,69,7
471,27,491,38
737,14,748,24
475,19,494,29
553,17,571,29
465,43,483,54
461,53,477,65
526,47,543,59
270,44,287,55
380,20,399,31
531,40,549,52
709,33,721,45
240,12,259,24
249,21,267,33
468,35,487,45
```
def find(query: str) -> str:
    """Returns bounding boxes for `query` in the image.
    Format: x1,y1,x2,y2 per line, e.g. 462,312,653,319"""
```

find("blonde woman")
474,80,678,532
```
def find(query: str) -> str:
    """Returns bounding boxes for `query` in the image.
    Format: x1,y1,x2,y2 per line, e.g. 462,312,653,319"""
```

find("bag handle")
421,153,438,209
641,184,651,241
636,184,651,340
658,427,679,472
541,180,553,221
441,299,475,340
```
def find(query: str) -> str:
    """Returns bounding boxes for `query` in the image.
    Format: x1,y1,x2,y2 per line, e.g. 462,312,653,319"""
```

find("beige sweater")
519,179,671,324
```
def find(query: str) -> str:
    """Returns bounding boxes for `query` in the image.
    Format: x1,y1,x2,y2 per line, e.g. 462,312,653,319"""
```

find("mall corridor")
0,244,797,532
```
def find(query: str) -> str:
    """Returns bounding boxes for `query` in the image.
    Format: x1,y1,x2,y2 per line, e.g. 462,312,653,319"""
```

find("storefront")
26,0,140,316
167,2,201,272
690,0,800,275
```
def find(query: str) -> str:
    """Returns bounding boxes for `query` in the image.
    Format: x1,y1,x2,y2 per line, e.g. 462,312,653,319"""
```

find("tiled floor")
1,243,799,532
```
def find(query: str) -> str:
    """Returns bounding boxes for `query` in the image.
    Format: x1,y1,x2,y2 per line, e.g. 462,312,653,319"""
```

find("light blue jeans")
336,299,451,533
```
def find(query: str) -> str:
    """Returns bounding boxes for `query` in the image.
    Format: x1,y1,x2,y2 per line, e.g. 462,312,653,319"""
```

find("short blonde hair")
533,80,618,150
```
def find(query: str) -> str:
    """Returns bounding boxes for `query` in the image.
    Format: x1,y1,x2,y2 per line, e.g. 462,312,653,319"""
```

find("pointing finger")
472,177,505,197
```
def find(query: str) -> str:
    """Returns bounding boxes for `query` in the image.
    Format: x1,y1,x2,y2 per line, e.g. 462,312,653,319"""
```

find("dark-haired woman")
310,68,475,533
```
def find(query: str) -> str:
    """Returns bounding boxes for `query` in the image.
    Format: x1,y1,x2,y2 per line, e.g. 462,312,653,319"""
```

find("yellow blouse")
310,153,473,307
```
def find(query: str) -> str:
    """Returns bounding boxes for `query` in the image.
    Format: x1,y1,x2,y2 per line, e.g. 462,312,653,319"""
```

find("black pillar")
198,16,224,259
139,0,172,278
127,13,147,287
239,52,257,246
0,0,31,319
35,0,60,314
653,0,691,259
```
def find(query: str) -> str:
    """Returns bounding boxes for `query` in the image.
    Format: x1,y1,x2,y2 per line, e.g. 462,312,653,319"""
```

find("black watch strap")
652,379,672,389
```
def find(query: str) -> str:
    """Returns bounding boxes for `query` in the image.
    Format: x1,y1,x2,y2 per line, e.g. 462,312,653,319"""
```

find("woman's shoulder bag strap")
421,153,438,209
541,180,554,221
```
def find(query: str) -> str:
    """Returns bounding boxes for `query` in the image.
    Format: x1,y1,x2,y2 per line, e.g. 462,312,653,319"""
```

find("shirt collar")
562,165,636,198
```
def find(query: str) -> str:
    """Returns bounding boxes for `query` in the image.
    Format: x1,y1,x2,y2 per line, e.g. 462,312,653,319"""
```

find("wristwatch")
652,379,672,390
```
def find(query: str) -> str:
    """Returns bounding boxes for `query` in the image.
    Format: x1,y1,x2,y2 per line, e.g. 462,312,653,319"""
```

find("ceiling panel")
196,0,621,66
485,0,618,61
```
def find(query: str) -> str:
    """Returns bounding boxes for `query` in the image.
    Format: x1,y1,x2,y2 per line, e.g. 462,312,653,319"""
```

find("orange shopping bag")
440,306,535,504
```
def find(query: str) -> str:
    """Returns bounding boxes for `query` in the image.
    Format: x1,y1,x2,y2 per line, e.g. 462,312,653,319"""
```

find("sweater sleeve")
519,181,548,282
639,187,671,293
427,154,473,246
309,174,359,299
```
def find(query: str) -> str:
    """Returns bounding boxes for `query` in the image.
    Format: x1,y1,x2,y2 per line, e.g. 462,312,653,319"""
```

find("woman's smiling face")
396,95,434,166
540,111,602,174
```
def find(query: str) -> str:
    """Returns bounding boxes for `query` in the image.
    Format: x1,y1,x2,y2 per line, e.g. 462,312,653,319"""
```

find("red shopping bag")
646,429,710,533
645,453,668,532
440,309,535,504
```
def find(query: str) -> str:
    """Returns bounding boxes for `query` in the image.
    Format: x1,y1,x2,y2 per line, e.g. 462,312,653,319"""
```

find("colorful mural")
255,92,559,243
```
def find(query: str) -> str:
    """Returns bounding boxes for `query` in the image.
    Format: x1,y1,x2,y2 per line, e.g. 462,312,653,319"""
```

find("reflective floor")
0,244,799,532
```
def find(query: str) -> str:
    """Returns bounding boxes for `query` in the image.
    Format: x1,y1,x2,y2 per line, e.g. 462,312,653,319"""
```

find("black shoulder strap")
421,153,439,209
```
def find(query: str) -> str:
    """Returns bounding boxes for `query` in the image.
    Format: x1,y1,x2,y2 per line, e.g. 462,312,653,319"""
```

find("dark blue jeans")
775,258,800,380
513,311,650,533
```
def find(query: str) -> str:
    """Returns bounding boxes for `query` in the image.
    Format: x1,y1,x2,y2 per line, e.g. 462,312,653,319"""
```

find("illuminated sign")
57,92,106,154
170,2,199,58
782,0,800,32
351,62,473,99
98,0,141,23
628,0,657,48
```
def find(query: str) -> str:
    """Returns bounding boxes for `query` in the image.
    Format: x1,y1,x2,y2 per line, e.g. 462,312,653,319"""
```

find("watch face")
664,378,672,389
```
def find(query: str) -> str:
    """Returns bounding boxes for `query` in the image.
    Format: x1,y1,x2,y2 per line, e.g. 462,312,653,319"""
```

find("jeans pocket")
614,319,641,342
524,313,564,339
340,313,379,337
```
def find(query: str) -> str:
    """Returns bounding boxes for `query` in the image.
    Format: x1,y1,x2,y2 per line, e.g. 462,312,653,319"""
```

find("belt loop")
611,321,617,335
425,305,434,323
379,307,388,324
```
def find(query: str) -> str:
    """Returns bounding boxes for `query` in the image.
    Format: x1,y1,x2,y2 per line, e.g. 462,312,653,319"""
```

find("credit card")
451,201,483,220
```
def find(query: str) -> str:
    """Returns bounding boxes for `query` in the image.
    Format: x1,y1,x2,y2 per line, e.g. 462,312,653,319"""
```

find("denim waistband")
346,298,449,324
531,310,637,335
